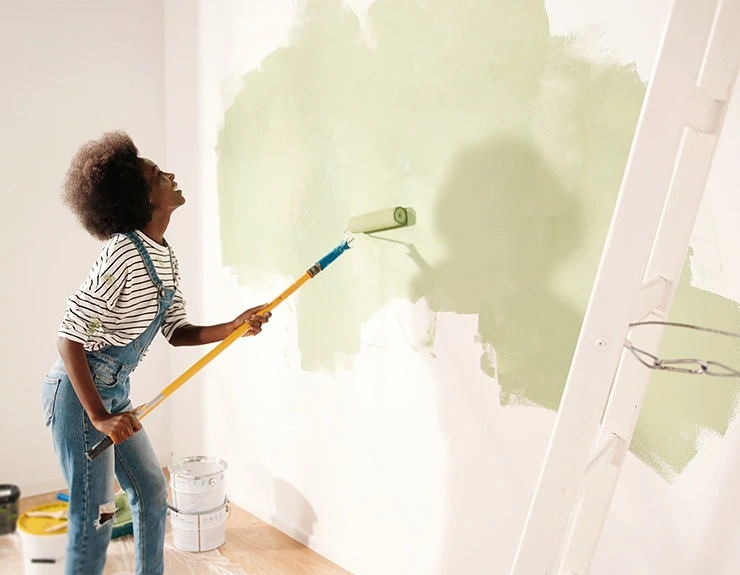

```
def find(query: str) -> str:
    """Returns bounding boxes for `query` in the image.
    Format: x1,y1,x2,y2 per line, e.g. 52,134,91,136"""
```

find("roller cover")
348,207,408,233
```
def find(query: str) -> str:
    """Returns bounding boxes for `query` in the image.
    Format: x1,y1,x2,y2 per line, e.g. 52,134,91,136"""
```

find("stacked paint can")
168,456,228,552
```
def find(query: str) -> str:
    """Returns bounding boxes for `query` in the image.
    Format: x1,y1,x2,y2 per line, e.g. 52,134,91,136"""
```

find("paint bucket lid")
168,456,227,479
0,484,20,504
17,502,68,536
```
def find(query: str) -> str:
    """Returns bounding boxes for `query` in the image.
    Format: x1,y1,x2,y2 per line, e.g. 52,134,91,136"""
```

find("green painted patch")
216,0,740,478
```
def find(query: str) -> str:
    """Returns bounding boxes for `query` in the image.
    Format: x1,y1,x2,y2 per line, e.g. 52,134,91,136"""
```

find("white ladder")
510,1,740,573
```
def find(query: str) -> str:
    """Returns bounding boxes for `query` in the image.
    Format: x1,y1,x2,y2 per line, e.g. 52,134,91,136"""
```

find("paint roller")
348,206,410,233
85,206,414,461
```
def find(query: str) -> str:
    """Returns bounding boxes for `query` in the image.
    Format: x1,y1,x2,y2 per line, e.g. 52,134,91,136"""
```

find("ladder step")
697,0,740,101
687,86,724,134
584,433,621,482
629,277,671,323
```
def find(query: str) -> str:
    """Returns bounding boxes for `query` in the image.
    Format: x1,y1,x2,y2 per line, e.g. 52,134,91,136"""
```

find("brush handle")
86,436,113,461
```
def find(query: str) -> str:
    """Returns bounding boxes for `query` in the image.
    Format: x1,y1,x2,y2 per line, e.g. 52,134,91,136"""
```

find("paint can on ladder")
168,456,228,552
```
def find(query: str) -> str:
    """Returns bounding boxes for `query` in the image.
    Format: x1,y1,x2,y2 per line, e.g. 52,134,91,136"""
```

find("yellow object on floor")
1,523,248,575
17,502,68,535
17,502,69,574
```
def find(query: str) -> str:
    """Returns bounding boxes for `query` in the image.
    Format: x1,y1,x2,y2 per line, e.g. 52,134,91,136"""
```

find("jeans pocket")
93,372,117,388
41,375,61,427
89,359,118,389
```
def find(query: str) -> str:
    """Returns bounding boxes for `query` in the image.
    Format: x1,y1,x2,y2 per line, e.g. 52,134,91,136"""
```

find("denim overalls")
42,232,173,575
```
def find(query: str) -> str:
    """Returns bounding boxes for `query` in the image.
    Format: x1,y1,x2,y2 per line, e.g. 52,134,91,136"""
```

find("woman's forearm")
169,304,270,347
168,322,239,347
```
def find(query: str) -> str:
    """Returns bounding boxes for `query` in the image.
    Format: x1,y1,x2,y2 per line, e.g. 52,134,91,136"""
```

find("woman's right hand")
57,338,141,445
90,409,142,444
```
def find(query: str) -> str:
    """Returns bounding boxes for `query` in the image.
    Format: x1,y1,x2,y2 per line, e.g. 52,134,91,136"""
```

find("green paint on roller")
215,0,740,479
348,206,409,233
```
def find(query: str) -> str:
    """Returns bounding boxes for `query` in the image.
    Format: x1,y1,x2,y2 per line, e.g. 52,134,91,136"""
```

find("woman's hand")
233,304,272,336
90,409,143,444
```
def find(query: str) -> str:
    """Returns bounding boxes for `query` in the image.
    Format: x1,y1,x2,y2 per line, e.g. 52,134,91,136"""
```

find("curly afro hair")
62,131,153,240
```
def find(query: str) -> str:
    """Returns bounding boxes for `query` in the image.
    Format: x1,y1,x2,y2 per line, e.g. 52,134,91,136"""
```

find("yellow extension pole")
136,271,311,418
86,237,352,461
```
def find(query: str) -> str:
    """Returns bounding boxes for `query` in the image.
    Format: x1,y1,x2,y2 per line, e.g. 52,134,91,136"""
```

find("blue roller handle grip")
316,239,351,271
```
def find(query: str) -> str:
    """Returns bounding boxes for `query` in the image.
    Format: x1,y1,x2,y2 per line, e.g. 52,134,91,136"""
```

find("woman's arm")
56,337,141,444
168,304,271,347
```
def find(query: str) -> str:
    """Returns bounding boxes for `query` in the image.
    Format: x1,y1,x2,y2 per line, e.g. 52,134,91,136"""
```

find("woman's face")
140,157,185,212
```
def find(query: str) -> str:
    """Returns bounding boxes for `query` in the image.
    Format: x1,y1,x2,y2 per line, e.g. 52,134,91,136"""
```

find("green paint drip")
87,318,101,335
216,0,740,478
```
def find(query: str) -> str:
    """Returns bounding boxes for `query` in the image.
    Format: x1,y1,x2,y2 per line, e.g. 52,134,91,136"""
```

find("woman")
42,131,269,575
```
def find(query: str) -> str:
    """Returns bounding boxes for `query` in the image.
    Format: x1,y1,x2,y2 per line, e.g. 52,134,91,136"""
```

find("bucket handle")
168,498,230,518
170,478,221,513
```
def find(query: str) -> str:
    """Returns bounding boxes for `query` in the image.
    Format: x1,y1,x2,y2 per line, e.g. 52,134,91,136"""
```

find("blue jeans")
43,358,168,575
42,231,173,575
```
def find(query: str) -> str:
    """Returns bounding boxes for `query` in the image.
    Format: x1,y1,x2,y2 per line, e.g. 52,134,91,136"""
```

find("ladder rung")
584,433,620,481
697,0,740,100
687,86,724,134
629,276,670,323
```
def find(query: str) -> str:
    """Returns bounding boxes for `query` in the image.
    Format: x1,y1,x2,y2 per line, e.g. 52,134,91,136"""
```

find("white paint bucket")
168,501,228,552
168,456,227,513
16,502,68,574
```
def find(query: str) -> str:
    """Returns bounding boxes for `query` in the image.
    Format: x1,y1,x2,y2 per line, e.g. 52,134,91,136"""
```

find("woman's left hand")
233,304,271,336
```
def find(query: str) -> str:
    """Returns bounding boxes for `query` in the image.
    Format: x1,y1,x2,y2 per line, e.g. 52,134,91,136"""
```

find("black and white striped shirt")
58,230,189,351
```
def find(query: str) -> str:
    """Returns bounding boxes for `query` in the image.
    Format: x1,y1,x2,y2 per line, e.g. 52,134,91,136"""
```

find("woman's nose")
167,172,175,181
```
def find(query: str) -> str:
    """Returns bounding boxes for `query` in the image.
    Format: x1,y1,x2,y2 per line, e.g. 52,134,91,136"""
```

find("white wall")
0,1,171,496
6,1,740,574
163,1,740,575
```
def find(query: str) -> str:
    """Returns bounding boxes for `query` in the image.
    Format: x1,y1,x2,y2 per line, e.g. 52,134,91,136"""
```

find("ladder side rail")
558,2,740,570
560,103,738,575
556,2,740,572
511,1,721,572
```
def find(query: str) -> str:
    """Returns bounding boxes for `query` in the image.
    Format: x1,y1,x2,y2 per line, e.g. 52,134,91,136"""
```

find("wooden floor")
15,486,351,575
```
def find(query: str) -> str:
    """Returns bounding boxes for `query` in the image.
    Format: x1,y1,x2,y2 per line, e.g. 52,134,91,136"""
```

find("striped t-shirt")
58,230,189,351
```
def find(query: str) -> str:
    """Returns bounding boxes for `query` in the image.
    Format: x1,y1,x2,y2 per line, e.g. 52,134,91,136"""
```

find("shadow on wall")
414,136,582,412
272,478,318,547
215,0,739,491
216,0,555,374
422,137,583,575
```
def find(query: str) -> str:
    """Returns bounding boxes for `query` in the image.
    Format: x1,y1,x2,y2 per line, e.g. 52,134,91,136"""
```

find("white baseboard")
270,514,354,573
271,515,313,547
18,474,67,499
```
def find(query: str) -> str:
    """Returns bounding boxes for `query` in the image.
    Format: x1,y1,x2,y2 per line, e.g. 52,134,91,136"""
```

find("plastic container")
0,484,20,535
16,502,68,574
